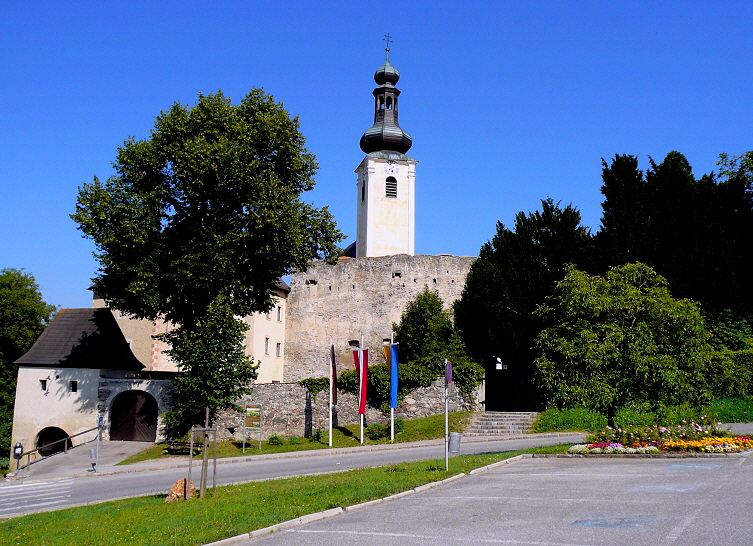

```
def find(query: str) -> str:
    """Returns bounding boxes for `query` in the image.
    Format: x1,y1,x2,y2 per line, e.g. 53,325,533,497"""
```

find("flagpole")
445,358,449,472
329,337,333,447
360,334,364,445
390,334,395,443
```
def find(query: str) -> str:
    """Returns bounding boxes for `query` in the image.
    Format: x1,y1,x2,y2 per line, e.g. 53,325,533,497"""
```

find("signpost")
243,403,262,453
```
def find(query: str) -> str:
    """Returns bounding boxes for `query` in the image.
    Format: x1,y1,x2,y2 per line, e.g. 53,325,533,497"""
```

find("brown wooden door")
110,391,158,441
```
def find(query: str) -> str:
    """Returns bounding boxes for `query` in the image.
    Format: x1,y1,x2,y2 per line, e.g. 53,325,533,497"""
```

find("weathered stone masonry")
217,379,470,440
284,254,475,382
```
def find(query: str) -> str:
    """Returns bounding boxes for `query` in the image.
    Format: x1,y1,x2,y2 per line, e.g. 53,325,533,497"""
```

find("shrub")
267,435,283,446
298,377,330,398
309,428,324,443
531,408,606,433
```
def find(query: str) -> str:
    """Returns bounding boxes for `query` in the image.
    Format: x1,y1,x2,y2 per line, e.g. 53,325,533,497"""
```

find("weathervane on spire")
383,32,393,62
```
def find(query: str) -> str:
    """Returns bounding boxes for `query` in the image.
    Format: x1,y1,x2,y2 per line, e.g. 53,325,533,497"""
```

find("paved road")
0,433,585,519
247,453,753,545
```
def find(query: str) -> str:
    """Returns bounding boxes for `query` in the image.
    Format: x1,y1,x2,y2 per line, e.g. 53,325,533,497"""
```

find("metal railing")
16,427,99,471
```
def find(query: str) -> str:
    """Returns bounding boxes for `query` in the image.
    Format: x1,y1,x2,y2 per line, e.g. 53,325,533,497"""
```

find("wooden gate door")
110,391,158,441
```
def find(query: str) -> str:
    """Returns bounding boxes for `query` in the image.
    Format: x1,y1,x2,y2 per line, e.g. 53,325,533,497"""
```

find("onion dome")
374,61,400,86
360,45,412,155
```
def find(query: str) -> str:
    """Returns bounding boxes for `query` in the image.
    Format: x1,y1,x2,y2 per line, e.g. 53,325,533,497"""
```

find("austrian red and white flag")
352,347,369,414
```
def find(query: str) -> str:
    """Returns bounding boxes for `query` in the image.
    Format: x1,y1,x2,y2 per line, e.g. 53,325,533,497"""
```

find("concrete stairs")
464,411,539,436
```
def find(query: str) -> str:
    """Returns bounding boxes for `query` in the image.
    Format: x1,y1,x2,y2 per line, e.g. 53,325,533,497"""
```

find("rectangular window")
276,342,282,357
265,310,271,320
277,306,282,322
70,380,78,393
264,337,270,355
39,379,47,391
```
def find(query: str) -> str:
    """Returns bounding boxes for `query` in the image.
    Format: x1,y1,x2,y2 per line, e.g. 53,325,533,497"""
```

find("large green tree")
534,263,715,425
72,89,344,432
0,269,56,458
454,198,594,410
391,288,482,402
597,151,753,314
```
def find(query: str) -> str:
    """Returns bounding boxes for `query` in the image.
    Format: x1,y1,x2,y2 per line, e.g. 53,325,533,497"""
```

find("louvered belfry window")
386,176,397,198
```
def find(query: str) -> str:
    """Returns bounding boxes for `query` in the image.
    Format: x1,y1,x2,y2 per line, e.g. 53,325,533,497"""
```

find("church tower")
355,39,417,258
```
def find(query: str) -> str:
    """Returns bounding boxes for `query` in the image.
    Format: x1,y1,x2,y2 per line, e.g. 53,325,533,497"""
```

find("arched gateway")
109,390,158,441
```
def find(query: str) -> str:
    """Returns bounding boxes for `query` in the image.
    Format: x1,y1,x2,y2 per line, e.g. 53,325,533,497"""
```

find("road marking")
292,529,595,545
431,495,702,505
0,479,74,517
630,484,701,493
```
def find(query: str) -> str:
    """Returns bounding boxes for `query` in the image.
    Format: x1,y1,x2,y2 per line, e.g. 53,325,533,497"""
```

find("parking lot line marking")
292,528,595,545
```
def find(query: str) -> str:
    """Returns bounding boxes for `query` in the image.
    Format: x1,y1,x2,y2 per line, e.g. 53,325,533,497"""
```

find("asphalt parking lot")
245,453,753,545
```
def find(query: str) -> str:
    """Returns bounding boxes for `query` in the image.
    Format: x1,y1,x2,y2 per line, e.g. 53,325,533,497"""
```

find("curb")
210,455,532,543
4,431,586,483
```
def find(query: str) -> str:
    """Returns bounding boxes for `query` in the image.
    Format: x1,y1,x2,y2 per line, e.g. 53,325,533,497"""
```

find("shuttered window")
386,177,397,198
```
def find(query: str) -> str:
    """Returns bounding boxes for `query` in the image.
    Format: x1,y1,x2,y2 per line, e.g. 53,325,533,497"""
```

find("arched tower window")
385,176,397,199
379,96,385,110
386,97,393,109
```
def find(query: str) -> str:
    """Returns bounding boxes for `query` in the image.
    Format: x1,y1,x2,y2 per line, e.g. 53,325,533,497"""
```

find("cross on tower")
384,32,393,61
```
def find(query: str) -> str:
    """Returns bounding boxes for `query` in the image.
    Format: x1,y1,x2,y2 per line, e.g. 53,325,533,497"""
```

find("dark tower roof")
359,43,413,156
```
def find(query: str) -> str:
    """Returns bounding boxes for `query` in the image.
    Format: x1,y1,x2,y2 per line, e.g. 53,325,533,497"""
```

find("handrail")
16,426,99,471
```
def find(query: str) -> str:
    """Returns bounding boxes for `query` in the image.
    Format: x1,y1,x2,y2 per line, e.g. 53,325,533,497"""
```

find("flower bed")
568,435,753,455
568,417,753,454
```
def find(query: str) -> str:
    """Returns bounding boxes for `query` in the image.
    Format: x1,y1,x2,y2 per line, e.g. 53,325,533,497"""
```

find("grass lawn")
118,411,475,465
0,445,570,545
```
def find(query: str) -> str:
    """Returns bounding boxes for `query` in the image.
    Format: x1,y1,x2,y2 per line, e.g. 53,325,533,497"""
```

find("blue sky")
2,1,752,309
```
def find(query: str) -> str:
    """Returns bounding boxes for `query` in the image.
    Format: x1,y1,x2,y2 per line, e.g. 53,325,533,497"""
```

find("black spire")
359,35,413,155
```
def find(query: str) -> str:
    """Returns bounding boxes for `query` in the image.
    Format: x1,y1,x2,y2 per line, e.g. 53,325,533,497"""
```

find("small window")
264,337,270,355
385,177,397,198
361,180,366,203
348,340,360,348
277,306,282,321
265,310,271,320
39,379,47,391
69,381,77,393
276,343,282,357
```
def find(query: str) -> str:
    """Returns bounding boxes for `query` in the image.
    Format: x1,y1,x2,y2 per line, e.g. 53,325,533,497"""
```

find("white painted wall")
11,367,101,458
356,156,417,257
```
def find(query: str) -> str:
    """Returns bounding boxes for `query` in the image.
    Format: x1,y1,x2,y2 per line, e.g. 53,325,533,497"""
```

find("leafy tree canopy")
534,263,715,425
72,89,344,327
454,198,594,410
72,90,344,432
598,151,753,314
0,268,56,457
383,288,483,403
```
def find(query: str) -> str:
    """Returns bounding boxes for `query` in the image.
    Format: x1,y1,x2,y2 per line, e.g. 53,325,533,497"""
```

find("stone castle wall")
217,378,471,440
283,254,475,382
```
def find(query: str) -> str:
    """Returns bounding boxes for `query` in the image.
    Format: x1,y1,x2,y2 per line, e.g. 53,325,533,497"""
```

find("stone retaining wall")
216,378,473,440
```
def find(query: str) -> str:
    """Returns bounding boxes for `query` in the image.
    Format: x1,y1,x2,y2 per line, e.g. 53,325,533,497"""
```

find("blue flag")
389,343,399,408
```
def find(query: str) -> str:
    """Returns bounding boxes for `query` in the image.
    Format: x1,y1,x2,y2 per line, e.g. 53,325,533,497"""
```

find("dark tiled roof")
15,308,145,371
275,278,290,294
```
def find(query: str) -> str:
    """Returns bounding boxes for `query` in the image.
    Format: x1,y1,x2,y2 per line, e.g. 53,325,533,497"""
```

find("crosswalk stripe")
0,498,71,514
